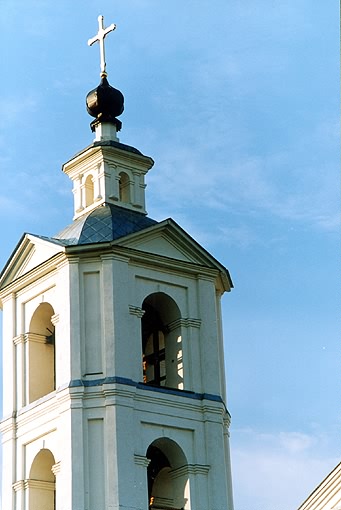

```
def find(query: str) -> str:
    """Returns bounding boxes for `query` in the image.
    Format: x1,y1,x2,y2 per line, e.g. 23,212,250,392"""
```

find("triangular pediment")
0,234,65,290
298,461,341,510
112,218,233,288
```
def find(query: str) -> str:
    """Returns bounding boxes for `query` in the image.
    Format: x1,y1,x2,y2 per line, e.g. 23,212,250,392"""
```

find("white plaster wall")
1,241,233,510
1,294,15,417
55,261,72,387
79,261,104,378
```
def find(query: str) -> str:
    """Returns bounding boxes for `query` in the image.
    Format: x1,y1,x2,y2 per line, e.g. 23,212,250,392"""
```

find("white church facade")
0,16,234,510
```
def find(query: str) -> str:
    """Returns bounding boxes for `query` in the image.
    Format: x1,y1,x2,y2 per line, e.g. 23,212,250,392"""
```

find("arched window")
142,303,166,386
141,293,183,389
29,449,56,510
146,438,189,510
27,303,55,403
85,174,94,207
119,171,130,203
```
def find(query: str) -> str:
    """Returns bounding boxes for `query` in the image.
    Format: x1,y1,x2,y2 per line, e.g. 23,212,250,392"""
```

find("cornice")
64,243,225,293
16,394,60,429
167,318,201,331
171,463,210,478
129,305,145,318
0,252,66,298
63,143,154,178
134,454,151,468
119,245,220,281
0,415,17,435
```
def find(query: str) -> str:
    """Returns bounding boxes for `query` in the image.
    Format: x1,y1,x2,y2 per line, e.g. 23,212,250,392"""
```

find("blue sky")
0,2,339,509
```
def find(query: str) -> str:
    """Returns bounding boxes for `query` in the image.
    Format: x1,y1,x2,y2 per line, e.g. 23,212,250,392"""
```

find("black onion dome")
53,204,157,246
86,76,124,131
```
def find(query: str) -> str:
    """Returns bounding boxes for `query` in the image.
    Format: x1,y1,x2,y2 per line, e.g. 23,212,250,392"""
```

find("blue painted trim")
68,376,223,404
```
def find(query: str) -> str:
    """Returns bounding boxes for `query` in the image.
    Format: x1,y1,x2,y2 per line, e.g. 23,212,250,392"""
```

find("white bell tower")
0,16,234,510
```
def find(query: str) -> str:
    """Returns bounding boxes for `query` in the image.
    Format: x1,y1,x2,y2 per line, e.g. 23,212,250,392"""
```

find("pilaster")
197,274,221,395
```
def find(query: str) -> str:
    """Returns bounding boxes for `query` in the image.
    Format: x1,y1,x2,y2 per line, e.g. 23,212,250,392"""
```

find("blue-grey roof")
52,203,158,246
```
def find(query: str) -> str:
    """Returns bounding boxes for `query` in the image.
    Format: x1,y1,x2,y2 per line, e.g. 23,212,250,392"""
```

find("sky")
0,1,339,509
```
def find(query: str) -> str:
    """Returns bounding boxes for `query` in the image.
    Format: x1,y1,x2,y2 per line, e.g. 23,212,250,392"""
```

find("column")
94,163,103,202
73,174,84,213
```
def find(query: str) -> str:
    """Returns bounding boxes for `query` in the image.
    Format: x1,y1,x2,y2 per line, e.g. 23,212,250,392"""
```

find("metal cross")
88,15,116,77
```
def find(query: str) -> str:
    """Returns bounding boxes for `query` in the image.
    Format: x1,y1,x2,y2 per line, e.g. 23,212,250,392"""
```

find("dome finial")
88,15,116,78
86,15,124,139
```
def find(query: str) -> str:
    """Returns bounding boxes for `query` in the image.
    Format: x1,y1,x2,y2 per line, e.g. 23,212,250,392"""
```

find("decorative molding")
169,464,210,479
100,253,115,262
153,496,174,507
13,334,25,345
129,305,145,318
134,454,150,468
67,255,81,264
51,314,60,326
12,480,25,492
51,461,61,475
197,273,215,282
223,415,231,430
23,479,55,491
1,255,62,299
24,333,47,344
0,292,15,305
0,415,17,435
167,318,201,331
187,463,210,476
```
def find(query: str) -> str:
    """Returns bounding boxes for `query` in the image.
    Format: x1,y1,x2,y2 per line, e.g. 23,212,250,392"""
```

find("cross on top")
88,15,116,77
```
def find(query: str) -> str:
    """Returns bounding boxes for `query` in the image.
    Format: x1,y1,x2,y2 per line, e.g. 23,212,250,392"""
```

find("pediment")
113,219,232,283
120,230,198,264
297,461,341,510
0,234,64,290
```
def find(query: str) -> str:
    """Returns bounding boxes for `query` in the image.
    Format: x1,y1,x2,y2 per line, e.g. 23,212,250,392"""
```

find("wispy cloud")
148,135,338,239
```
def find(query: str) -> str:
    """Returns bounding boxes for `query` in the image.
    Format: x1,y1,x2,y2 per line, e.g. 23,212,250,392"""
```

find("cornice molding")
51,313,60,326
0,253,65,298
129,305,145,318
23,479,55,491
170,463,210,479
134,454,150,468
51,461,61,475
13,334,25,345
167,318,201,331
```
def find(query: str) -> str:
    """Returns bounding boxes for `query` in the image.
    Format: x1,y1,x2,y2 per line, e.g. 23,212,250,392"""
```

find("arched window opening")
119,171,130,203
28,302,55,403
146,439,189,510
141,293,183,390
29,449,56,510
85,174,94,207
142,305,166,386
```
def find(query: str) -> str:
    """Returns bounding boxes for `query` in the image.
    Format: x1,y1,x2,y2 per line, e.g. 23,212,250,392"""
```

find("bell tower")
0,16,234,510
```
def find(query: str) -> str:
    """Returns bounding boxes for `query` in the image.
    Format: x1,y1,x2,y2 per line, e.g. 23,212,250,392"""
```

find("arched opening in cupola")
84,174,95,207
28,449,56,510
27,302,55,403
141,293,183,389
146,438,189,510
119,171,131,203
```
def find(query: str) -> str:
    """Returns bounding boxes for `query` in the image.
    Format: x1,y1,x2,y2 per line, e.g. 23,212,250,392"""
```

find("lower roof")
53,203,158,246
